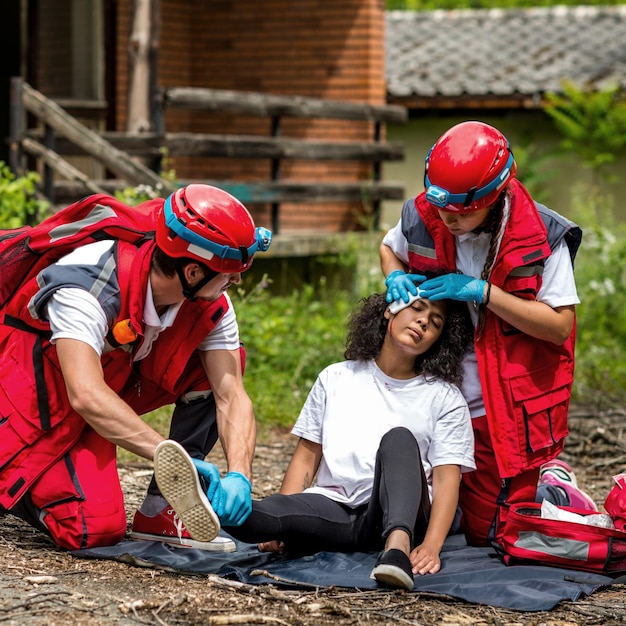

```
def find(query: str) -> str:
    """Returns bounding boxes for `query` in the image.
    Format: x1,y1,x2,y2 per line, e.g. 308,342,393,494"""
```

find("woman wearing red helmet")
380,121,589,546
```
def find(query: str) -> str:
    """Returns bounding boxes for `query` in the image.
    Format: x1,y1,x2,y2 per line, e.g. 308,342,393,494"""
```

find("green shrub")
233,278,356,434
570,185,626,408
114,183,161,206
0,162,49,227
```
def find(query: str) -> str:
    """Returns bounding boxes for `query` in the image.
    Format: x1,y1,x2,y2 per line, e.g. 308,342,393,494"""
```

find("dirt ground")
1,407,626,626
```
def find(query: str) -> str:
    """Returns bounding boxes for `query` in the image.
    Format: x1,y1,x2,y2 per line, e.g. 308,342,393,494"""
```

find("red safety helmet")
156,184,271,273
423,121,517,213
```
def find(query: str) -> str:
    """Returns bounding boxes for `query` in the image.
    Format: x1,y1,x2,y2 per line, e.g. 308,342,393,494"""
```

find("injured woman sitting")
224,290,476,590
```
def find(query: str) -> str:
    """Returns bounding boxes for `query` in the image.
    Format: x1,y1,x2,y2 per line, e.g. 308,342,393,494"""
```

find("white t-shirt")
382,214,579,417
44,240,240,359
291,360,475,508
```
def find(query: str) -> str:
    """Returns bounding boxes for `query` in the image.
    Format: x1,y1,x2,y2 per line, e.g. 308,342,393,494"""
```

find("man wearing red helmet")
0,184,271,552
380,121,591,546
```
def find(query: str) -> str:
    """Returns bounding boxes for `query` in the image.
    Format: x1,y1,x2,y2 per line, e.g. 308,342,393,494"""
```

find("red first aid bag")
604,474,626,532
0,193,157,311
497,502,626,574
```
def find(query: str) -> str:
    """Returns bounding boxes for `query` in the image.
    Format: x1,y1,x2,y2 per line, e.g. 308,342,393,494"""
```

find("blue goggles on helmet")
163,196,272,263
424,150,514,211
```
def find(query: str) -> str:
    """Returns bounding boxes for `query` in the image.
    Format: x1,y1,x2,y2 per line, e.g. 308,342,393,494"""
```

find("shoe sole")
153,440,220,543
130,530,236,552
371,564,414,591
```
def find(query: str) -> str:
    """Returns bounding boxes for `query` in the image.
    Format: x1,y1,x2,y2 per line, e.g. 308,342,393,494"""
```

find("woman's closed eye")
412,309,444,330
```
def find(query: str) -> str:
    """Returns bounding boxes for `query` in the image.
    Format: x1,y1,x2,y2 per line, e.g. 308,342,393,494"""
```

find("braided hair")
476,189,510,334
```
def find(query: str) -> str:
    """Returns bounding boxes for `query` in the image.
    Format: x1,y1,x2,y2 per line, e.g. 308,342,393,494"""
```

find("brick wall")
33,0,73,97
116,0,386,233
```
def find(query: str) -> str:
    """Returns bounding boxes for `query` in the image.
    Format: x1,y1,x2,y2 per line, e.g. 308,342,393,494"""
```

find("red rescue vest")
0,198,228,507
401,180,580,477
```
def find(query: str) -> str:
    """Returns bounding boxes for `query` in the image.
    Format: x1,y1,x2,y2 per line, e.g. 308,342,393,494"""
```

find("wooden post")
270,116,282,234
43,124,55,202
152,87,165,134
372,120,382,230
148,0,161,173
127,0,153,133
151,86,165,173
9,76,24,175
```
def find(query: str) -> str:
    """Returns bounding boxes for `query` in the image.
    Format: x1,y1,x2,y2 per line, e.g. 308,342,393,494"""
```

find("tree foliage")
567,186,626,407
543,80,626,182
387,0,626,9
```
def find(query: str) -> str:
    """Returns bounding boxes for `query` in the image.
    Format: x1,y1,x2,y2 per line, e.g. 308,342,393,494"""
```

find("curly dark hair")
344,293,473,387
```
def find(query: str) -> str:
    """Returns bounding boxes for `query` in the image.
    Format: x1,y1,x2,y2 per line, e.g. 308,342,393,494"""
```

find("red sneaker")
130,508,236,552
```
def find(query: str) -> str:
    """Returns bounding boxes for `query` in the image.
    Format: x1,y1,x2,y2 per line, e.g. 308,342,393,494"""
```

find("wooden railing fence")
9,77,407,233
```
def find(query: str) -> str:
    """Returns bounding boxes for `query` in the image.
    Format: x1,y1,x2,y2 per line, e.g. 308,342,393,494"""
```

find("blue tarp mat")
74,535,613,612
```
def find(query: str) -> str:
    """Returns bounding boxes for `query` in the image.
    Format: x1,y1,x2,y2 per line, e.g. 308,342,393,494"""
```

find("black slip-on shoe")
370,548,414,591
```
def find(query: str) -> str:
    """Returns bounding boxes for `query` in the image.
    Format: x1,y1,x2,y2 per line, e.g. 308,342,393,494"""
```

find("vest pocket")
0,333,60,439
509,362,572,453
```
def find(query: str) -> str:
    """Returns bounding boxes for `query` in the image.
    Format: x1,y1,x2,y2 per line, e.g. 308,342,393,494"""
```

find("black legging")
228,426,431,555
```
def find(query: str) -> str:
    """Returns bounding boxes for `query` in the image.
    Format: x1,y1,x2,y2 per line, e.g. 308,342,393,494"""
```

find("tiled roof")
385,6,626,104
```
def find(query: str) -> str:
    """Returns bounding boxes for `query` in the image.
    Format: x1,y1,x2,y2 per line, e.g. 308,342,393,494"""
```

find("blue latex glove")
419,273,487,303
191,458,225,507
385,270,427,303
215,471,252,526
